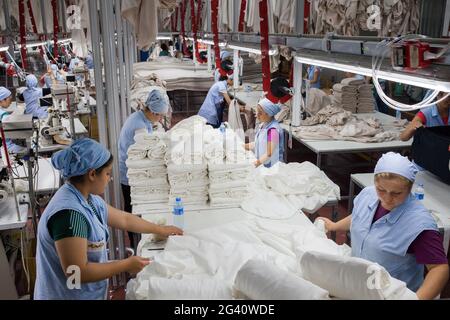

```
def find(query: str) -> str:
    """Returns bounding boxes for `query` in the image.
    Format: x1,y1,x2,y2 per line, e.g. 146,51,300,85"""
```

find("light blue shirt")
255,119,285,168
0,108,26,153
420,104,448,127
118,111,153,185
23,87,48,119
34,183,109,300
350,186,438,291
198,81,227,126
307,66,321,89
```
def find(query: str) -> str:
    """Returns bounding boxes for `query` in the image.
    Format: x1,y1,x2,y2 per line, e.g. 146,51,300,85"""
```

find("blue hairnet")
220,51,232,61
258,98,281,117
145,89,169,114
26,74,38,89
374,152,418,182
0,87,12,101
52,138,111,179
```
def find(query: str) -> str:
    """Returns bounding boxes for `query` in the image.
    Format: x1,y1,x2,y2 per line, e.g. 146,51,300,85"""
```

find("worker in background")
198,74,233,128
159,43,170,57
400,91,449,141
245,98,284,168
0,87,26,154
19,74,51,119
43,63,66,88
85,52,94,70
305,65,321,89
118,89,170,249
34,138,182,300
319,152,449,299
168,40,175,57
68,55,81,73
214,51,233,83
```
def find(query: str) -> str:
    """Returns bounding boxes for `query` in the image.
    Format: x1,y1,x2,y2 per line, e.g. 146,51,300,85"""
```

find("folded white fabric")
128,167,167,180
126,158,166,169
341,77,364,86
234,259,330,300
147,276,233,300
147,142,168,160
300,251,418,300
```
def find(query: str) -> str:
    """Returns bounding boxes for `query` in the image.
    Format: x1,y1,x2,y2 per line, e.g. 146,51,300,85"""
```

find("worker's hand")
413,121,424,130
157,225,184,238
244,143,251,151
125,256,151,274
254,159,262,168
316,217,337,232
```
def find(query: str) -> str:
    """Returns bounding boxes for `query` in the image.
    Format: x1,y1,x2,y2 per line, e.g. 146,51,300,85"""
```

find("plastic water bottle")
219,123,226,135
172,197,184,229
414,183,425,201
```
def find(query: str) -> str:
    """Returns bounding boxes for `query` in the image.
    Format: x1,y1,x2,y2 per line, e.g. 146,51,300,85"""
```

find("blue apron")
23,87,48,119
307,66,321,89
350,186,438,291
34,183,110,300
198,81,227,128
255,119,285,168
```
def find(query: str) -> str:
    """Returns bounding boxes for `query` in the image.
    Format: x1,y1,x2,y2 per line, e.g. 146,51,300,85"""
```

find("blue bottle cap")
176,197,181,202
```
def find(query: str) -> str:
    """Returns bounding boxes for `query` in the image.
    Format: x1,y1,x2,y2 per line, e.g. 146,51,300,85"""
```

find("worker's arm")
318,215,352,232
55,237,150,283
416,264,449,300
255,140,277,167
400,115,424,141
222,92,232,105
244,142,255,151
107,205,183,237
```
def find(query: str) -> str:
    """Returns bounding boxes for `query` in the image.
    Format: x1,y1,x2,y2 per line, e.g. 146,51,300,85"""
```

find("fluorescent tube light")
156,36,172,40
228,44,277,56
0,46,9,52
198,39,226,47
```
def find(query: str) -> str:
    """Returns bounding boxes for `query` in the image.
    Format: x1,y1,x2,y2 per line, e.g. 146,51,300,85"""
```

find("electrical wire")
20,229,30,294
371,34,450,112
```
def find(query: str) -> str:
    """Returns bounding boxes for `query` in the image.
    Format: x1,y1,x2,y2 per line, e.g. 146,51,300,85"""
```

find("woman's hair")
161,43,169,51
374,172,413,188
69,154,114,184
219,75,229,82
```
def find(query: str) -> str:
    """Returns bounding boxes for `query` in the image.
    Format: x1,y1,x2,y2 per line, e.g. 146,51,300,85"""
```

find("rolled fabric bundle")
234,259,330,300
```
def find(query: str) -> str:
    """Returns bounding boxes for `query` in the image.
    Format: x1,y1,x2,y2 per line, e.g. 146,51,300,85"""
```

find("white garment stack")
331,78,375,114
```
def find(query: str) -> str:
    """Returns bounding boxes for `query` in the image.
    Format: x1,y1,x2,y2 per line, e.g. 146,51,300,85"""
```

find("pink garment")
267,128,279,144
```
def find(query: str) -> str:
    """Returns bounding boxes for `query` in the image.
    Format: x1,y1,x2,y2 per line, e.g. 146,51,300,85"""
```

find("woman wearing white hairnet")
319,152,449,299
34,138,182,300
18,74,51,119
198,74,234,129
245,98,284,168
0,87,27,154
118,89,170,248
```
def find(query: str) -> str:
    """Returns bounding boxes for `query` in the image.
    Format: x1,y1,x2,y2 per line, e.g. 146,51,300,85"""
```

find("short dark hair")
161,43,169,51
69,154,114,184
219,75,229,81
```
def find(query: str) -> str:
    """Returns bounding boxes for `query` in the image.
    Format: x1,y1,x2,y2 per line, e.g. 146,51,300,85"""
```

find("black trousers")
121,184,140,250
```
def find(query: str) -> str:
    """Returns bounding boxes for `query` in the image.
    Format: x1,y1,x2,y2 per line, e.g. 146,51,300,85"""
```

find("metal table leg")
316,153,322,168
348,178,355,215
331,204,338,241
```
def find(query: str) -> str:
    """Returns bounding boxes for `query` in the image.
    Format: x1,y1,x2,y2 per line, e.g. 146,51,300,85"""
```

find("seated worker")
159,43,170,57
34,138,183,300
43,63,66,88
198,74,233,129
19,74,51,119
400,91,449,141
319,152,449,299
0,87,26,154
245,98,284,168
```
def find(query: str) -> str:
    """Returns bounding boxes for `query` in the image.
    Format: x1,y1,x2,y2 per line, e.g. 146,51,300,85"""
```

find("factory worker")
400,91,449,141
245,98,284,168
0,87,26,154
118,89,170,247
44,63,66,88
198,74,233,129
214,51,233,83
34,138,182,300
68,55,81,73
85,52,94,70
304,65,321,89
19,74,50,119
159,43,170,57
319,152,449,299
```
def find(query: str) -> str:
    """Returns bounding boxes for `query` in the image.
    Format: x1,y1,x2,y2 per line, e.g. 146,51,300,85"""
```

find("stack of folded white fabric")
127,131,170,212
167,163,209,205
207,130,256,207
357,84,375,113
331,83,358,113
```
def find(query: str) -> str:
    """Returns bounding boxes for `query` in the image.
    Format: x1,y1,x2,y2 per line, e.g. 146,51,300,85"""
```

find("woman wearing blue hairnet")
18,74,51,119
118,89,170,248
198,74,233,129
34,138,183,300
214,51,233,83
0,87,27,154
244,98,284,168
319,153,449,299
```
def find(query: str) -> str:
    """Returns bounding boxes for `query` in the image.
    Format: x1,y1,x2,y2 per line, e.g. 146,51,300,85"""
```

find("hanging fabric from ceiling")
309,0,420,37
122,0,159,51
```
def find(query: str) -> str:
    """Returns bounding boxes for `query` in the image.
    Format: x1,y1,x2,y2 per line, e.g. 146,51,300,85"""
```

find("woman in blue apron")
20,74,50,119
319,152,448,299
0,87,27,154
198,74,233,128
400,91,449,141
118,89,170,249
245,98,284,168
34,138,183,300
305,65,321,89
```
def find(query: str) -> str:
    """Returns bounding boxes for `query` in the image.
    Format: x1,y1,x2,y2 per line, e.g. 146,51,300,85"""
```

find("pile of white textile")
331,78,375,113
241,162,340,218
127,131,170,212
